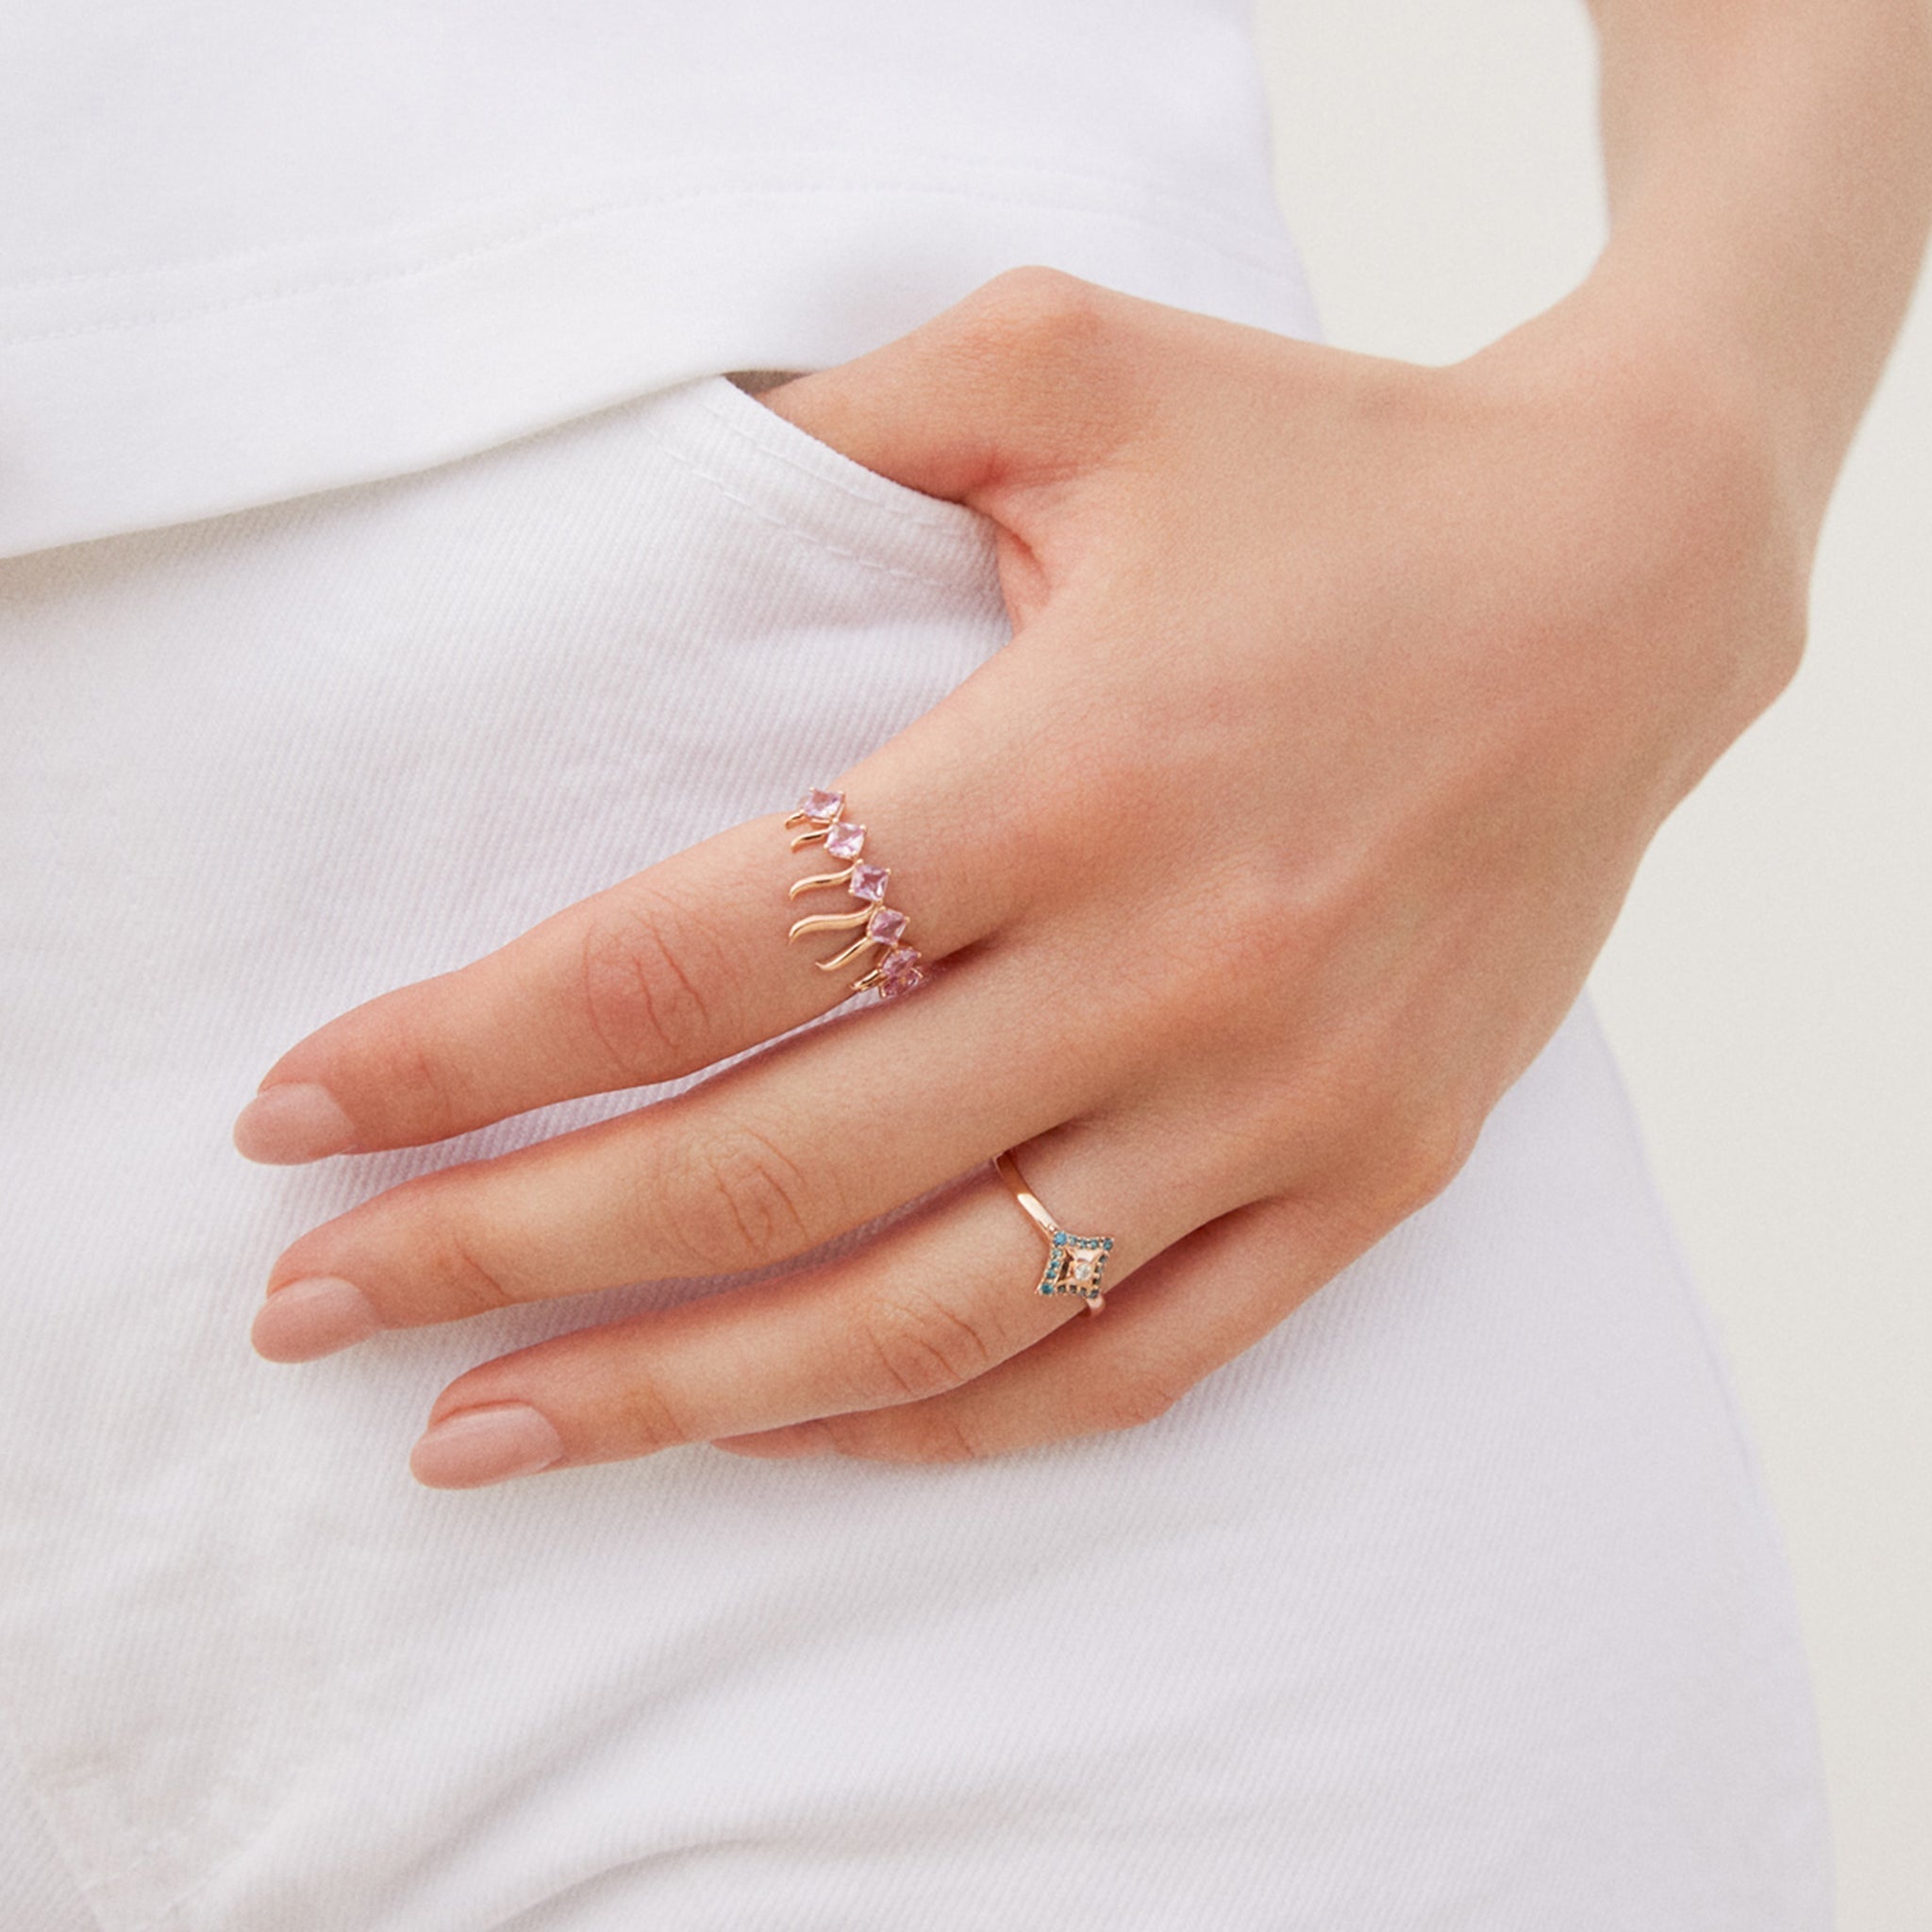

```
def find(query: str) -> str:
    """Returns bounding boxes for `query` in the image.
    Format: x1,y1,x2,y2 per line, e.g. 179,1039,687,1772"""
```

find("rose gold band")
784,788,925,999
993,1151,1114,1314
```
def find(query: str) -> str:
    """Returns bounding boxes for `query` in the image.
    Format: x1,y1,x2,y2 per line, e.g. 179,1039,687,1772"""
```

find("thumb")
750,268,1155,517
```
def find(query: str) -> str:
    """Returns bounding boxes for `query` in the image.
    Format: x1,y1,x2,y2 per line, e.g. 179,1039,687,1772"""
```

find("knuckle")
351,995,466,1133
605,1374,695,1457
663,1123,818,1274
966,265,1109,346
945,269,1130,432
824,1405,985,1465
1091,1370,1189,1437
1378,1102,1484,1220
420,1200,523,1319
1417,1106,1484,1200
858,1291,1001,1405
907,267,1149,491
576,887,720,1080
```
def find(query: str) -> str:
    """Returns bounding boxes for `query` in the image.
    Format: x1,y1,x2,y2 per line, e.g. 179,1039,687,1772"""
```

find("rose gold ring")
993,1151,1114,1314
784,788,925,999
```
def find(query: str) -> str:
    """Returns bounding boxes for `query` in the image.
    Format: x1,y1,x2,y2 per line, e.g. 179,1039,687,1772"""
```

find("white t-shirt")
0,0,1316,558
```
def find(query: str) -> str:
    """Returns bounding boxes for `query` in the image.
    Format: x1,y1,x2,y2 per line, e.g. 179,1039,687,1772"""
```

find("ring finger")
403,1114,1232,1486
251,941,1136,1357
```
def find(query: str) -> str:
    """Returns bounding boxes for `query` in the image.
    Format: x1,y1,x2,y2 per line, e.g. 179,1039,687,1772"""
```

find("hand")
235,269,1805,1487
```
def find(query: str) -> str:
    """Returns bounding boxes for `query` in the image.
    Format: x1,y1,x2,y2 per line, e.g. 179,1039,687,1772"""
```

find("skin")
236,0,1932,1487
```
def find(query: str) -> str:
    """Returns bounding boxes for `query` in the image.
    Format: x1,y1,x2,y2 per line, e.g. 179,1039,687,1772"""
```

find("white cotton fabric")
0,1,1830,1922
0,376,1831,1929
0,0,1314,559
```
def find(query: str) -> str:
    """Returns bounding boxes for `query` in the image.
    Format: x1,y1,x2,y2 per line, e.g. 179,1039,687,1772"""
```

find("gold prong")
788,868,853,899
851,965,886,991
789,908,872,942
818,934,883,972
789,827,829,852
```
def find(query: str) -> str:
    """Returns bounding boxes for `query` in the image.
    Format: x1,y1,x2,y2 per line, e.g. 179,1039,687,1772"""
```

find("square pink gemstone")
878,946,924,998
825,821,866,860
867,905,908,944
848,863,889,902
797,788,843,822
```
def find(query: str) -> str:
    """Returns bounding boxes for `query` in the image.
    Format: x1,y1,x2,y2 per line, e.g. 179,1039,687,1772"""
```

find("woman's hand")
235,268,1806,1487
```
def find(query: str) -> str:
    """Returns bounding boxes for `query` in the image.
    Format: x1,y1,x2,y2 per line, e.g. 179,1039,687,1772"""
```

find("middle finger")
252,949,1112,1358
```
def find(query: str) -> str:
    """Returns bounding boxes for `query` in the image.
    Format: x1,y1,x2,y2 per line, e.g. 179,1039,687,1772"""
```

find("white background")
1252,4,1931,1924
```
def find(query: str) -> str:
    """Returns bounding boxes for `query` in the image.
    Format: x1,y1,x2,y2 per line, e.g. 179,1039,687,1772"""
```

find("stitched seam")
21,1359,343,1918
640,421,987,592
0,1711,111,1932
0,179,1296,350
689,386,966,537
0,149,1286,295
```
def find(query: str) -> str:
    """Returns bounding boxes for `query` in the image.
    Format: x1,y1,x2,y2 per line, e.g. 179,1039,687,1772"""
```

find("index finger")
230,761,1016,1164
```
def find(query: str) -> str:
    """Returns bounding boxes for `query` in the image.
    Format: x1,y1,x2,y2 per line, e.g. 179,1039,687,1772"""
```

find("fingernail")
410,1404,566,1490
251,1275,381,1362
233,1082,357,1164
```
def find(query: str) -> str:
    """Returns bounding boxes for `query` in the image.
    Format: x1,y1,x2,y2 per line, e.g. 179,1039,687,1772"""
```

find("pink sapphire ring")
784,788,926,999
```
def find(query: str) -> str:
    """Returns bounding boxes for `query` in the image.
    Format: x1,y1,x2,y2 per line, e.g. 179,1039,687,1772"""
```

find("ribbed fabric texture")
0,380,1829,1929
0,1729,95,1932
